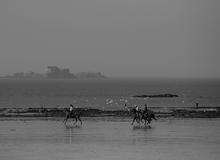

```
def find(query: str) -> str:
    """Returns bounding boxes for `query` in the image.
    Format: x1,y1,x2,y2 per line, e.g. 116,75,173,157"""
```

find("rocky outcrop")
133,93,178,98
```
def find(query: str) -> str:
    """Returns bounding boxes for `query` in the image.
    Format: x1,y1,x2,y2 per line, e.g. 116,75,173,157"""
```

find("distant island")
0,66,107,80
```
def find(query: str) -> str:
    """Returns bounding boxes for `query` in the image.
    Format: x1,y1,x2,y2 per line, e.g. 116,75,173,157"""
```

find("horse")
124,104,157,126
131,108,142,125
63,108,82,125
141,111,157,127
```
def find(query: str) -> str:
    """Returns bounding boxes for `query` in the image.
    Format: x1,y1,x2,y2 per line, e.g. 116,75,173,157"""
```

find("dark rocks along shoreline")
0,107,220,118
133,93,178,98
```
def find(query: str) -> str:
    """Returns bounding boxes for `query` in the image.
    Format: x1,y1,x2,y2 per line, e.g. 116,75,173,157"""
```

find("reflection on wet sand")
0,118,220,160
64,124,82,144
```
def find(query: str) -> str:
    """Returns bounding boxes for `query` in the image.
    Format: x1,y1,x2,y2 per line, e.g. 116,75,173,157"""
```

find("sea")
0,78,220,110
1,79,220,160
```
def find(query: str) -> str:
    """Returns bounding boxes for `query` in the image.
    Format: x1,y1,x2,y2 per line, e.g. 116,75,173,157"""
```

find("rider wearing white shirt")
69,104,74,116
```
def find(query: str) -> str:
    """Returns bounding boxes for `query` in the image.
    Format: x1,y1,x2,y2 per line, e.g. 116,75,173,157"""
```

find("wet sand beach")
0,117,220,160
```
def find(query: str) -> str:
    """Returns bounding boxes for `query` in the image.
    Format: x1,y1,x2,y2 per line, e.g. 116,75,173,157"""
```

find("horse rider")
64,104,82,125
131,105,141,124
69,104,74,116
142,104,148,120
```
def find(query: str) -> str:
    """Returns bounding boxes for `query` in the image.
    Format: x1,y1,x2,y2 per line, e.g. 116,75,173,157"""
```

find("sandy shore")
0,117,220,160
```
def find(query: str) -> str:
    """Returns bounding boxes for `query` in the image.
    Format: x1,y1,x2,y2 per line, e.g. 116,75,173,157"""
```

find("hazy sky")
0,0,219,78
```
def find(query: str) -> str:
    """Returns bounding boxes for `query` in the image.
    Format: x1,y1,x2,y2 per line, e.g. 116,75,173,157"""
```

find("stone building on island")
46,66,76,79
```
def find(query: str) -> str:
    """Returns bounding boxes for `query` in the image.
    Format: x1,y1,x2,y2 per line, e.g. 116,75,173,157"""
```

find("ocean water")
0,79,220,109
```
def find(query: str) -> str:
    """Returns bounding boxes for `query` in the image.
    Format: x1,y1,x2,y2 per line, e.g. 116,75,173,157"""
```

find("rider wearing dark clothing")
142,104,148,119
141,104,157,124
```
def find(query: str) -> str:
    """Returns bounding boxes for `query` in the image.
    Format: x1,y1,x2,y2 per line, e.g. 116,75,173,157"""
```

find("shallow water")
0,118,220,160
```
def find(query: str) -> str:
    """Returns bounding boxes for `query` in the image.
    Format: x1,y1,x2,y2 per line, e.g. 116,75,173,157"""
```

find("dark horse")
130,107,157,126
141,111,157,127
63,108,82,125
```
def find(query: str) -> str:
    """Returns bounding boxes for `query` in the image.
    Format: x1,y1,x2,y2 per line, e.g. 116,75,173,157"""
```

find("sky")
0,0,219,78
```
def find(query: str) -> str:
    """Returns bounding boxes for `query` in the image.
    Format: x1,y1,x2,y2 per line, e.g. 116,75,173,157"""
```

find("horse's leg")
78,116,82,125
135,116,141,125
74,116,78,124
78,118,82,125
136,117,140,124
135,118,138,124
67,115,73,124
144,119,147,127
148,118,152,124
153,114,157,120
137,118,141,125
63,114,69,124
131,117,136,125
68,115,74,124
63,116,66,123
141,116,144,123
146,118,150,124
69,117,73,124
138,115,142,125
63,117,67,124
